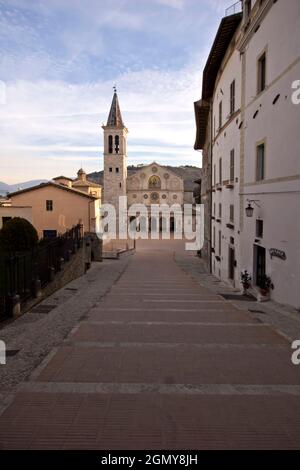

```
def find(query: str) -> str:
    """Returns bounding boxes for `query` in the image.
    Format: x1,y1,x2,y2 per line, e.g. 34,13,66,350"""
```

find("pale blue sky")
0,0,231,183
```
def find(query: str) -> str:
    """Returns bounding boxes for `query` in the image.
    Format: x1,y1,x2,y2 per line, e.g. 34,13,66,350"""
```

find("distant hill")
0,180,48,196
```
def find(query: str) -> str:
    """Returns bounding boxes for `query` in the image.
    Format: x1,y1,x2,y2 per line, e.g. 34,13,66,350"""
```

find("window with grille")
258,52,266,93
230,204,234,223
230,80,235,115
230,149,235,182
256,143,265,181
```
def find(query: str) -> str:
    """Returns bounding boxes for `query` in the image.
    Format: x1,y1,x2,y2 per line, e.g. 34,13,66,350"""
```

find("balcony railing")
225,0,243,17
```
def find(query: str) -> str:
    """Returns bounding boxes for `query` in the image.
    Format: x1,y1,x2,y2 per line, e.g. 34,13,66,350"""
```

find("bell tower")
102,88,128,210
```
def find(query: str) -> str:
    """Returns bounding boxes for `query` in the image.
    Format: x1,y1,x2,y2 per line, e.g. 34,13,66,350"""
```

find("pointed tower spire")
102,88,128,208
106,88,124,127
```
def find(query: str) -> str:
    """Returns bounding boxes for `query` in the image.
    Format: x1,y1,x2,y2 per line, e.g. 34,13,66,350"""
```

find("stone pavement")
0,239,300,449
175,250,300,342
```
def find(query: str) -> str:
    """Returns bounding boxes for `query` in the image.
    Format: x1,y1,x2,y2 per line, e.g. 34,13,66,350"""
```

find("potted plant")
241,270,252,295
258,274,274,301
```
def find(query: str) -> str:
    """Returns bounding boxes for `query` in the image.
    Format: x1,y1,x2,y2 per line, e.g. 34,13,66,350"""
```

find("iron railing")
0,224,83,320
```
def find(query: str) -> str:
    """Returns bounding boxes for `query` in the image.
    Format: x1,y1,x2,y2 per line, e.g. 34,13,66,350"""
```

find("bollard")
49,266,55,281
31,279,42,299
7,294,21,318
0,340,6,365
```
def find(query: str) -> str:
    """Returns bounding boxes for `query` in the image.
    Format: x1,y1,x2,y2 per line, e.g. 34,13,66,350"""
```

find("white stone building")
210,21,242,286
239,0,300,308
194,0,300,309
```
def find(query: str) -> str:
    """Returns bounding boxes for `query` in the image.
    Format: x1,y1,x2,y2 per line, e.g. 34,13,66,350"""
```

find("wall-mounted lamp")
245,199,261,218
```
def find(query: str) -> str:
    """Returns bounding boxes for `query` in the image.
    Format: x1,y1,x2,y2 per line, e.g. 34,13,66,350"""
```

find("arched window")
115,135,120,154
108,135,113,154
148,175,161,190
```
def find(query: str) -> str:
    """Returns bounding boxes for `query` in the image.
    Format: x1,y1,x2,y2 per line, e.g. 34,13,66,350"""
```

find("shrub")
241,270,252,291
0,217,38,253
258,274,274,292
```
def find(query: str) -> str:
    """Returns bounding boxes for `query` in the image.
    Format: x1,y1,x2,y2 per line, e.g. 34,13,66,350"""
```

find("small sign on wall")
269,248,287,261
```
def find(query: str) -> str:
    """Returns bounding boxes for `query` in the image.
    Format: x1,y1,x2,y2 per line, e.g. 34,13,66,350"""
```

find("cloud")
0,0,234,183
0,0,146,82
154,0,185,10
0,61,203,183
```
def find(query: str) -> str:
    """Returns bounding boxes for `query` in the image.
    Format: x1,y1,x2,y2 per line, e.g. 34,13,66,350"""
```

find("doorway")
228,246,235,281
43,230,57,239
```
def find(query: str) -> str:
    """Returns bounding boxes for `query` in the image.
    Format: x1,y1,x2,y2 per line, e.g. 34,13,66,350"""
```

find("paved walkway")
0,240,300,449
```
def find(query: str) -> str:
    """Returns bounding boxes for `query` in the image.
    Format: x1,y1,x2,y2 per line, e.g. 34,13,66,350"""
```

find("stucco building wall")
194,0,300,308
211,45,242,286
239,0,300,308
10,185,100,238
0,206,33,229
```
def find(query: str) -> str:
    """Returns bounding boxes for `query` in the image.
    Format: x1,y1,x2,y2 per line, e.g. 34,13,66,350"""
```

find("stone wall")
41,243,88,299
16,236,102,317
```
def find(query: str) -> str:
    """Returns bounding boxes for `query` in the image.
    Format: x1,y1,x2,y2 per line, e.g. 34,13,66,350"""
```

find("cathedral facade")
102,91,201,218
